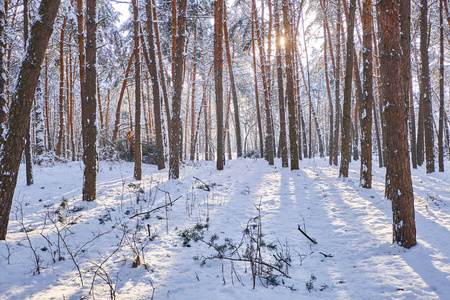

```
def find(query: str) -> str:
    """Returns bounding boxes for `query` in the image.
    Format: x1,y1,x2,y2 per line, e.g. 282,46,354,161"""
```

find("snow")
0,157,449,299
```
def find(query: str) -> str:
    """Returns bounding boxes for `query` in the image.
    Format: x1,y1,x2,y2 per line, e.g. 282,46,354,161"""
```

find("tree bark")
377,0,416,249
275,1,288,167
360,0,373,188
439,0,445,172
282,0,299,170
145,0,165,170
82,0,98,201
420,0,435,173
56,17,67,157
251,0,264,159
112,51,134,142
0,0,5,140
339,0,356,177
169,0,187,179
223,3,243,158
333,0,342,166
132,0,142,180
23,0,33,186
0,0,61,240
214,0,225,170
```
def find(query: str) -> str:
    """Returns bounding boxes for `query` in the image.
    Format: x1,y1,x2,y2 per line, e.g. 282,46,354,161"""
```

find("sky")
112,1,130,25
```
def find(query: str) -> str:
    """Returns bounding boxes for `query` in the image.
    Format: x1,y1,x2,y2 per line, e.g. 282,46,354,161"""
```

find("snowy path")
0,158,449,299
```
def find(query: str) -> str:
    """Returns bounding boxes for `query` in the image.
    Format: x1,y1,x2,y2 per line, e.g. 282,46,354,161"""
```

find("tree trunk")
378,0,416,249
439,0,445,172
339,0,356,177
0,0,60,240
275,1,288,167
56,17,67,157
112,52,134,142
223,3,243,158
132,0,142,180
189,27,197,161
0,0,5,140
420,0,435,173
23,0,33,185
151,0,171,131
333,0,342,166
145,0,165,170
322,11,334,164
360,0,373,188
82,0,98,201
251,0,264,159
282,0,299,170
214,0,225,170
169,0,187,179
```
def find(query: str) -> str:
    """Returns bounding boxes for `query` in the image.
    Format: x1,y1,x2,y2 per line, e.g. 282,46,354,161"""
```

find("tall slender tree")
0,0,5,140
133,0,142,180
378,0,416,248
223,3,243,158
169,0,187,179
282,0,299,170
82,0,98,201
420,0,435,173
360,0,373,188
145,0,165,170
339,0,356,177
275,1,288,167
214,0,224,170
438,0,445,172
0,0,61,240
23,0,33,186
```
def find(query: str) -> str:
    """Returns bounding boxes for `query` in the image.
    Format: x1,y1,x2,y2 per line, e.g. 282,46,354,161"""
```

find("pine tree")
378,0,416,248
82,0,98,201
0,0,61,240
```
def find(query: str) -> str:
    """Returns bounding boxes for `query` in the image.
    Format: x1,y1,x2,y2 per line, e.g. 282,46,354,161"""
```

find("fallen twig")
297,225,317,244
129,196,181,219
319,252,333,258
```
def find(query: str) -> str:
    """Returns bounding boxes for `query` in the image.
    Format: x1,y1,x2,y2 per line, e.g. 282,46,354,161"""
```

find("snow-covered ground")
0,157,449,299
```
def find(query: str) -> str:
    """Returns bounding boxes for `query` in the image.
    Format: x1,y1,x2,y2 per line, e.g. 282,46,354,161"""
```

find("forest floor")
0,156,449,299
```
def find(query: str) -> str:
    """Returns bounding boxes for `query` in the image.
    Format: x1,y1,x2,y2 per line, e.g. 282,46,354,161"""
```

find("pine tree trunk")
255,0,274,165
378,0,416,249
44,54,51,150
333,0,342,167
323,14,334,165
339,0,356,177
420,0,435,173
251,0,264,159
282,0,299,170
439,0,445,172
223,3,243,158
275,2,288,167
132,0,142,180
0,0,60,240
360,0,373,188
189,27,197,161
23,0,33,185
169,0,187,179
56,17,67,157
151,0,171,130
144,0,165,170
82,0,98,201
214,0,225,170
112,52,134,142
0,0,5,140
